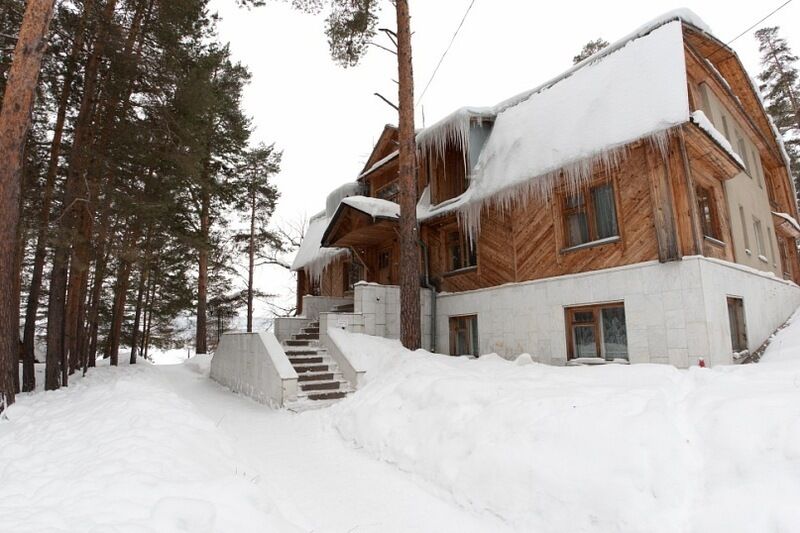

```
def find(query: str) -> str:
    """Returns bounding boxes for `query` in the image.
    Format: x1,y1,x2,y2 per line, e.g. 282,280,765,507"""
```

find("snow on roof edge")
492,9,710,114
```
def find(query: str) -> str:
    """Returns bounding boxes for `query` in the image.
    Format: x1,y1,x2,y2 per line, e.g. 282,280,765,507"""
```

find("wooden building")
287,12,800,367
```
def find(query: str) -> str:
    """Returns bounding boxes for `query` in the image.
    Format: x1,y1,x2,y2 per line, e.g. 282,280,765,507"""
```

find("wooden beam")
645,141,681,262
677,128,704,255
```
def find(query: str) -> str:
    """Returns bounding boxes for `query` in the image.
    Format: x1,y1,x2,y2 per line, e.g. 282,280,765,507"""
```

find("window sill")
443,266,478,278
561,236,620,254
704,235,726,247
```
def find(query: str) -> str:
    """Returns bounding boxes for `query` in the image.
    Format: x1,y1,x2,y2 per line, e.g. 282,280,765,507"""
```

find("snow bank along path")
1,356,512,533
327,330,800,533
0,358,300,532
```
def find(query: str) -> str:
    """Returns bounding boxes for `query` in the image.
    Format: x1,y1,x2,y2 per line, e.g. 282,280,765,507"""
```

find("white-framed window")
753,217,766,257
739,205,750,253
768,227,776,265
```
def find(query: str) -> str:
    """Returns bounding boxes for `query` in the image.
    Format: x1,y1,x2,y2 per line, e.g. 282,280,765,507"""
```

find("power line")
724,0,792,46
707,0,793,60
416,0,477,108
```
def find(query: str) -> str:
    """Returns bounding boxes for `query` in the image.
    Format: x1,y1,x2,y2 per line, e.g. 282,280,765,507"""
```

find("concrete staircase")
284,321,353,402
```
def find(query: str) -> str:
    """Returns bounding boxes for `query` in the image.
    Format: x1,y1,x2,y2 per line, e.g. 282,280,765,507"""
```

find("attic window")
428,145,468,205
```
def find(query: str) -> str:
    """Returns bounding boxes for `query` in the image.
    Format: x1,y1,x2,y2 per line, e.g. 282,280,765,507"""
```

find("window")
378,250,390,270
738,205,750,252
768,227,776,264
727,297,747,353
697,186,721,241
751,149,763,188
737,136,751,176
566,303,628,361
429,148,468,205
779,239,792,279
562,181,619,248
376,181,399,202
446,229,477,271
449,315,478,356
753,217,766,257
721,115,731,141
343,260,364,293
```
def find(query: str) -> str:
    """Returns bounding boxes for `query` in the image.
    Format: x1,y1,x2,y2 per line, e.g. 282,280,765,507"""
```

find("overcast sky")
208,0,800,317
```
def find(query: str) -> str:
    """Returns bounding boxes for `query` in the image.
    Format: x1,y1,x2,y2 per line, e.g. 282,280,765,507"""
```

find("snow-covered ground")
3,313,800,532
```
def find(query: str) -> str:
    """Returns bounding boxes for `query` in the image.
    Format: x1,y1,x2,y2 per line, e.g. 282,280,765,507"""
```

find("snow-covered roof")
358,151,398,179
773,211,800,233
341,196,400,219
457,18,691,231
690,110,744,168
290,211,348,278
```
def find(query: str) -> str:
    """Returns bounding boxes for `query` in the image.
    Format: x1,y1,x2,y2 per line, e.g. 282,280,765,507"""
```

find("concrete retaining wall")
210,332,298,407
434,256,800,367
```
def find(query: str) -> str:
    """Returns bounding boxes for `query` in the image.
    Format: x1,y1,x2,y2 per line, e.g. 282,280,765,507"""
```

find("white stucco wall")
434,257,800,368
698,82,782,276
210,332,298,407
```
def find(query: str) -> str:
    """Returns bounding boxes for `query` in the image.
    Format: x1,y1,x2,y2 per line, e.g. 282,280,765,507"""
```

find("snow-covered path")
157,362,514,533
0,356,512,533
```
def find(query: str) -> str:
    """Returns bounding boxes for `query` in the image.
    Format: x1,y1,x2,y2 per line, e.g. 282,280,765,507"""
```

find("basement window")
562,181,619,249
449,315,478,356
727,297,747,353
566,303,628,361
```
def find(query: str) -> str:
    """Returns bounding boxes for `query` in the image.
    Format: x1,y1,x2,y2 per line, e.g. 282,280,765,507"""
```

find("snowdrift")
327,330,800,532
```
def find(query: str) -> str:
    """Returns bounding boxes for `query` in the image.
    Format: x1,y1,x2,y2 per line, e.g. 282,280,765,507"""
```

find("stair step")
290,356,324,365
308,321,319,328
303,390,349,401
285,349,319,356
297,371,334,382
302,327,320,334
285,339,313,346
332,304,355,313
293,363,330,373
300,380,343,391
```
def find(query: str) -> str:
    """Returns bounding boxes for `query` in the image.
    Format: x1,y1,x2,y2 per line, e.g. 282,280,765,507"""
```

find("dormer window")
428,146,468,205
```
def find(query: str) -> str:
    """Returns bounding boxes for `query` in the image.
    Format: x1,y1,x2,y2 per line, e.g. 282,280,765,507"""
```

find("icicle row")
458,128,676,242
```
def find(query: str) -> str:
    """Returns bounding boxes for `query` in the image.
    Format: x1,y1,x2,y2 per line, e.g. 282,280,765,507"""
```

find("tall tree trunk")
66,0,150,372
142,265,158,360
129,227,152,364
107,227,138,365
0,0,57,406
247,188,255,333
83,212,116,373
47,0,117,388
395,0,421,350
766,39,800,133
196,189,210,354
22,0,93,392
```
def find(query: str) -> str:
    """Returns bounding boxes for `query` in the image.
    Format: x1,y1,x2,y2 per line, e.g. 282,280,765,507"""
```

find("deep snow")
3,312,800,532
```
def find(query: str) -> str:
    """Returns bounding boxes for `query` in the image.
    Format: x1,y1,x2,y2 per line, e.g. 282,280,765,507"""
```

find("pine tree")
573,38,609,64
289,0,422,350
755,26,800,190
234,143,281,333
0,0,57,409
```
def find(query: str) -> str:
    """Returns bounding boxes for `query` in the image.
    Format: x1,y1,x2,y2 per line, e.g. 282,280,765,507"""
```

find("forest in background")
0,0,290,396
